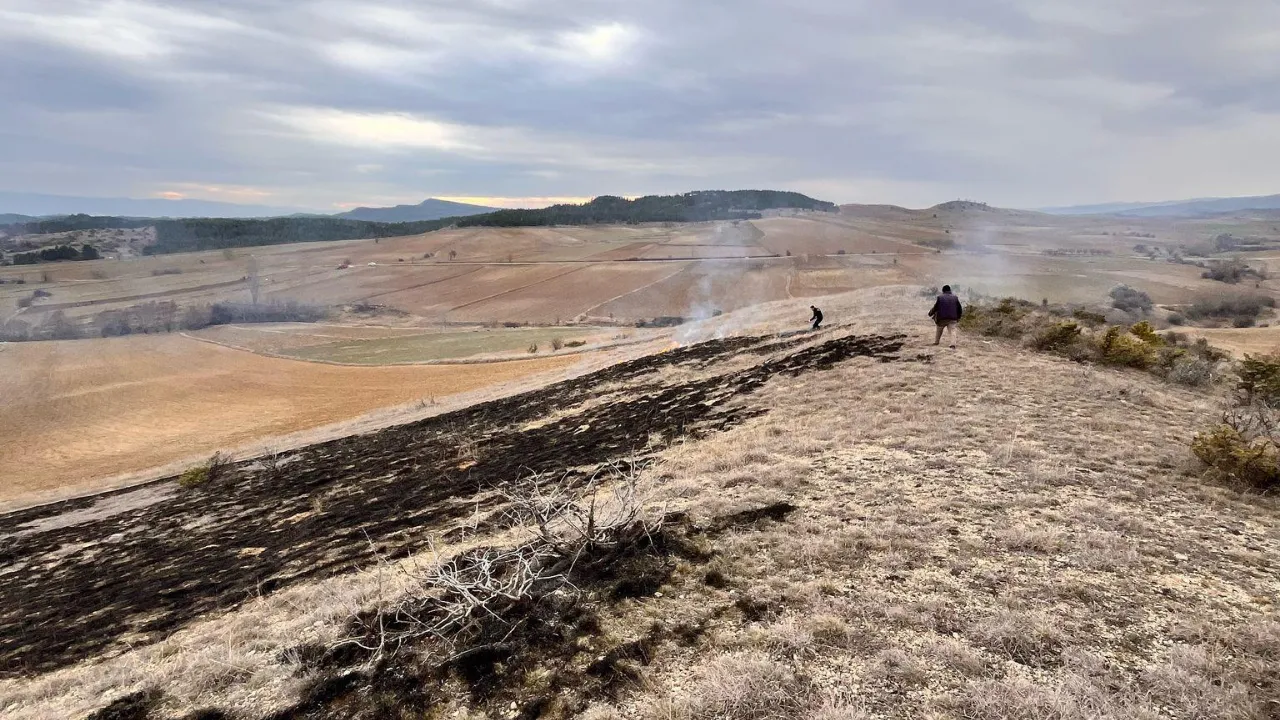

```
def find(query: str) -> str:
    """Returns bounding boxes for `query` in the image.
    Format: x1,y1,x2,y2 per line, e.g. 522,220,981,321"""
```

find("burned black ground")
0,331,905,677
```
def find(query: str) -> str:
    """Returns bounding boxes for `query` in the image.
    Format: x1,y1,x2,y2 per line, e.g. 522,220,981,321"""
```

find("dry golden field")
0,333,583,507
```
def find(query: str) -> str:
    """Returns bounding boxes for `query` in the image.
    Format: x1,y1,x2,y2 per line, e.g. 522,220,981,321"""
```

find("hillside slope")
1,289,1276,720
1041,193,1280,217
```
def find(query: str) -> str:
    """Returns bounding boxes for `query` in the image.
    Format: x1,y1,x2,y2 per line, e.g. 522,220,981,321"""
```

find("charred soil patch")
0,331,905,676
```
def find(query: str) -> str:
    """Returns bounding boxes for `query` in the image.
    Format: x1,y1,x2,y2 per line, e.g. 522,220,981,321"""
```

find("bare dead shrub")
501,462,660,558
257,447,288,479
335,464,660,663
551,337,565,351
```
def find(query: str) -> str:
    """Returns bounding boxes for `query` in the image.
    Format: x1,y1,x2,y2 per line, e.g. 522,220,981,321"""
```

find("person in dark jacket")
809,305,823,330
928,285,962,347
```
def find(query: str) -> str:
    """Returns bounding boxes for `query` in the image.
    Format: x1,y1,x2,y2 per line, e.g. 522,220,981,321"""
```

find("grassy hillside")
1,289,1276,720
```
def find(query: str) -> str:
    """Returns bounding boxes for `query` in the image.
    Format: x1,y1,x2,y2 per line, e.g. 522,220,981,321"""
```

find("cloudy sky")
2,0,1278,211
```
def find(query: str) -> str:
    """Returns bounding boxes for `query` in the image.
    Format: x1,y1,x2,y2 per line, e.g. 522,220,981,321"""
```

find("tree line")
6,191,838,257
9,244,100,264
0,300,329,342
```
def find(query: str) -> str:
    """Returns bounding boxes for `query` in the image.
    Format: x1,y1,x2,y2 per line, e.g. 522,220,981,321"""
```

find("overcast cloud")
2,0,1277,210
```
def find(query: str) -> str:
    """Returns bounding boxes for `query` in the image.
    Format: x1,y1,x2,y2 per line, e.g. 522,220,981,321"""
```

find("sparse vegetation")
1201,257,1264,284
1192,406,1280,492
178,452,232,489
962,296,1226,384
1109,285,1152,314
551,337,565,351
1184,292,1276,326
917,237,955,250
1029,320,1081,352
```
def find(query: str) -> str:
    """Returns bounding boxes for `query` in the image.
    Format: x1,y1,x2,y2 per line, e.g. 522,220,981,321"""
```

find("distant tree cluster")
3,214,152,235
9,244,100,264
0,300,330,342
146,218,455,255
1185,293,1276,327
1044,248,1113,256
1202,258,1267,284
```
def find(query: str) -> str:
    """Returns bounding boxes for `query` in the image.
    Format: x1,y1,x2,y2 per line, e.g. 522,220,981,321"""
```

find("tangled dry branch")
334,462,661,663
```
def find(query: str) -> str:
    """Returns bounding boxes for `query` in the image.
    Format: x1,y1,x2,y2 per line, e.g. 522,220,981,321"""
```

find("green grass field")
279,327,599,364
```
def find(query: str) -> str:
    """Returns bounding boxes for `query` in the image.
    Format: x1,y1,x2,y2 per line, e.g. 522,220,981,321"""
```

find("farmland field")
277,327,603,364
0,333,582,507
4,206,1280,508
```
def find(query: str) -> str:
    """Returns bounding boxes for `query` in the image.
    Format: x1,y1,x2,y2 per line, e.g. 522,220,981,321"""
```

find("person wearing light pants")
928,285,962,348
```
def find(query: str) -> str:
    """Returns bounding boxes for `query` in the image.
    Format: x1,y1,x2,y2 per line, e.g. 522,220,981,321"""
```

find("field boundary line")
178,330,657,367
582,263,691,317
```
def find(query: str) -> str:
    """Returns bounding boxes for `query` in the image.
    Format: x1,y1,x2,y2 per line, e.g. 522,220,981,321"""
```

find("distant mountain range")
1038,194,1280,217
0,192,312,219
0,192,498,222
333,198,498,222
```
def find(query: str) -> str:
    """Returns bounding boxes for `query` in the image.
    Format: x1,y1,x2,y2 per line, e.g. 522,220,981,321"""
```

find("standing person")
928,285,962,347
809,305,824,330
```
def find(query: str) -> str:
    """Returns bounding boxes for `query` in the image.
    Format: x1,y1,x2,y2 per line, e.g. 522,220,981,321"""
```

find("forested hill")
146,218,453,255
454,191,837,227
5,191,835,256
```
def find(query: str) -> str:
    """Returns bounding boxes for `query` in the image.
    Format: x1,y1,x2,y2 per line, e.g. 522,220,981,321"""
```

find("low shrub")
1096,326,1156,369
1237,354,1280,407
1186,293,1275,324
551,337,565,351
1167,313,1186,326
1167,356,1215,387
527,343,539,354
1029,321,1081,352
1201,258,1260,284
564,340,587,348
1129,320,1164,346
1071,308,1107,326
960,297,1032,339
178,451,232,489
1191,410,1280,492
1110,285,1153,314
178,466,210,488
